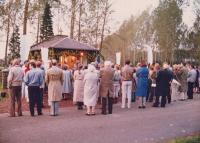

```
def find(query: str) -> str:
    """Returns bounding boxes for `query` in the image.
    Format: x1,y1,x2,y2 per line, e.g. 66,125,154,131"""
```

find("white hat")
88,64,96,72
52,59,57,64
104,61,112,67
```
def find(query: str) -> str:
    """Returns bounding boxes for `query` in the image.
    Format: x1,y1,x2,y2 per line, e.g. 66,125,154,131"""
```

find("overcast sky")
0,0,196,59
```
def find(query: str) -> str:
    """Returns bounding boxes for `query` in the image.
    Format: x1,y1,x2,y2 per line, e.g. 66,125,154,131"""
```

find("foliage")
40,2,54,41
169,134,200,143
153,0,183,63
8,26,21,60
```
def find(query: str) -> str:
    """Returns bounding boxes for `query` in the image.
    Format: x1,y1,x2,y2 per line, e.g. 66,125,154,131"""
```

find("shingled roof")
30,35,98,51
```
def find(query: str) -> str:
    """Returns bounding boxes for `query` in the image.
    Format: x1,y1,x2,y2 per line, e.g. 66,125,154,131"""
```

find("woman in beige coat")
46,60,63,116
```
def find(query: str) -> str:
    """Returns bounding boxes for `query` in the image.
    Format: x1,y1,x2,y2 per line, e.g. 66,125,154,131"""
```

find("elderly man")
36,61,45,107
100,61,115,115
25,61,43,116
46,59,63,116
7,59,24,117
153,63,173,108
121,60,134,108
187,65,197,99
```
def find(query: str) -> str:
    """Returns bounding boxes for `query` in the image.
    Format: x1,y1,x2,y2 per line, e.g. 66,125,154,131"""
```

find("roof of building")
30,35,99,51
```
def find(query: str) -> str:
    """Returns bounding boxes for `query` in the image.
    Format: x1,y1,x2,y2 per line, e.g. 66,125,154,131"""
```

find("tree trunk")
70,0,76,39
99,1,108,51
36,11,40,43
23,0,29,35
5,18,10,66
95,4,100,46
78,2,82,42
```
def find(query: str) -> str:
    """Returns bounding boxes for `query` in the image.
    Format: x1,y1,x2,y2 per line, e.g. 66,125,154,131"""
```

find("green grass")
169,134,200,143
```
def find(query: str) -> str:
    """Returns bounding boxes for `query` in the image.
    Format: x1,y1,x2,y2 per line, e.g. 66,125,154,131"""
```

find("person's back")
25,68,43,87
187,68,197,83
100,67,114,86
7,59,24,117
121,65,133,81
137,67,149,79
46,60,64,116
157,69,173,92
8,65,24,87
47,66,63,84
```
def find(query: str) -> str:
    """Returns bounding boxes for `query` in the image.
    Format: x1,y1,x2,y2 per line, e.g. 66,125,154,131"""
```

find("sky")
0,0,196,59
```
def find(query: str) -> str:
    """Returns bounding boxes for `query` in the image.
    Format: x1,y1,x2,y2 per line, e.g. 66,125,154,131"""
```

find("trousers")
10,86,22,116
28,86,42,116
102,94,113,114
50,101,59,116
121,81,132,108
187,82,194,99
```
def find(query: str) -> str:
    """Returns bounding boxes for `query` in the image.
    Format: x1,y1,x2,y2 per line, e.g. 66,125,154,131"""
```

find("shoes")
91,113,96,116
38,113,43,116
50,114,58,116
85,113,90,116
152,104,159,107
8,115,15,117
101,112,107,115
78,106,83,110
138,106,146,109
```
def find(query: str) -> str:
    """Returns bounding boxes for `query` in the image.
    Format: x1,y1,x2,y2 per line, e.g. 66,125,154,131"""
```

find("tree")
70,0,77,39
0,0,22,66
153,0,183,63
40,2,54,41
23,0,29,35
8,26,21,60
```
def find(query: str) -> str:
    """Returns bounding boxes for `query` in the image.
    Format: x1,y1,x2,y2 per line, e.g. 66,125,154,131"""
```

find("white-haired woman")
73,64,84,110
83,64,99,115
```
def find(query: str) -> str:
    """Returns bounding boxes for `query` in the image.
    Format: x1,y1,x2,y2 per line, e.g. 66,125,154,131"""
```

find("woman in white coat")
83,64,99,116
73,65,84,110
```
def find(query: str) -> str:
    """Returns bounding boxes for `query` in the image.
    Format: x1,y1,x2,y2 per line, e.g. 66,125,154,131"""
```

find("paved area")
0,98,200,143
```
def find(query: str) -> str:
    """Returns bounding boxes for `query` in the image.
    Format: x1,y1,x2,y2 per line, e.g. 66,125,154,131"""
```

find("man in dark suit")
153,63,173,108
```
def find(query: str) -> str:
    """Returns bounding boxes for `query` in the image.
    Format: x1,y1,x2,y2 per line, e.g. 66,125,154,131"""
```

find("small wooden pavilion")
30,35,99,68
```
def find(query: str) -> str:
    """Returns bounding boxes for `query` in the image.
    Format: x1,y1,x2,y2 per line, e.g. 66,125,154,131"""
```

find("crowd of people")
7,58,200,117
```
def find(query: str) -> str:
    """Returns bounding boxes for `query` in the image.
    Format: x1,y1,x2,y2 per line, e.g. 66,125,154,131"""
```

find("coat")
73,70,84,102
83,71,99,106
62,70,73,94
99,67,114,98
46,66,64,102
177,67,188,92
156,69,173,96
135,67,149,97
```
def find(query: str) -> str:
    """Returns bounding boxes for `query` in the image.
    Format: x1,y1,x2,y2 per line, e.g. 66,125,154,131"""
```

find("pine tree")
8,26,21,60
40,2,54,41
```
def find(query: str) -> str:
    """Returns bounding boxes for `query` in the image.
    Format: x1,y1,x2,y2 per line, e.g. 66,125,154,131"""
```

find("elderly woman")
177,64,188,100
73,65,84,110
113,64,121,103
83,64,99,115
171,65,181,102
135,61,149,109
62,65,73,100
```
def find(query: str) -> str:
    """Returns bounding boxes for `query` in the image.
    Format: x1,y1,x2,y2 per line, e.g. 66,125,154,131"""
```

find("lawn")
169,134,200,143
